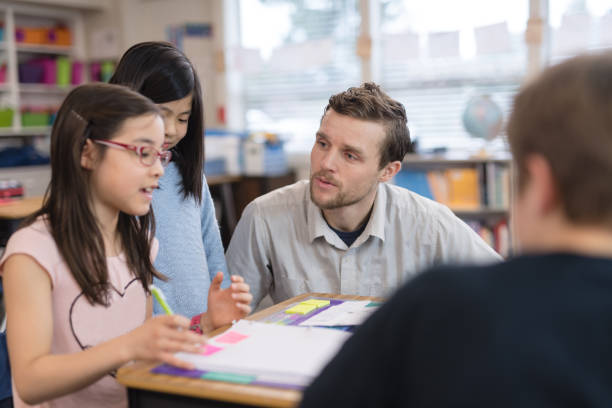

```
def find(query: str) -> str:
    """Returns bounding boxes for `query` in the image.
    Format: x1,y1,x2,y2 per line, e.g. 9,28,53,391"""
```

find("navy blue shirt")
301,253,612,407
326,215,369,248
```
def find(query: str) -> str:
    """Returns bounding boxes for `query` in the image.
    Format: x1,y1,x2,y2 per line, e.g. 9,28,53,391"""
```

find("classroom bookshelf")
0,3,87,137
0,3,115,198
394,153,512,257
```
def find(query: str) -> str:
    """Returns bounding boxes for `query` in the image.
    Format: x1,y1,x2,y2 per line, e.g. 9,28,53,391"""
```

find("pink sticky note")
200,344,223,356
215,331,249,344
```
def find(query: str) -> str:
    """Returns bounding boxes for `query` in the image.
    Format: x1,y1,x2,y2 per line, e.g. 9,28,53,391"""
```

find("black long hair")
24,83,166,306
110,41,204,203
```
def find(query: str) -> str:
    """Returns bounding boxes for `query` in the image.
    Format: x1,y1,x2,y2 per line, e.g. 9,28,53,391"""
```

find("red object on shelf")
0,180,24,201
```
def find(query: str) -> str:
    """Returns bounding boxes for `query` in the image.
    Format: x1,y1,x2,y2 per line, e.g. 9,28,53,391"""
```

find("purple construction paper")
151,364,206,379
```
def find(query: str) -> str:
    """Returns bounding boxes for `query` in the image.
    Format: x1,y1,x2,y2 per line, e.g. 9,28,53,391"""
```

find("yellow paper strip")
285,304,317,315
301,299,331,308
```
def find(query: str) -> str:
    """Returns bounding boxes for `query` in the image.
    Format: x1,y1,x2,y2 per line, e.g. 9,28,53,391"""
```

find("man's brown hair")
324,82,412,168
507,52,612,225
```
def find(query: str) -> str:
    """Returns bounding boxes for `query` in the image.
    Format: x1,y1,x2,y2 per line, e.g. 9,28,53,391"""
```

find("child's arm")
4,254,204,405
200,176,229,281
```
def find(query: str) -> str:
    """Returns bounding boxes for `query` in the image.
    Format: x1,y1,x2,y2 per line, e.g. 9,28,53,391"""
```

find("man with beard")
300,52,612,408
226,83,500,309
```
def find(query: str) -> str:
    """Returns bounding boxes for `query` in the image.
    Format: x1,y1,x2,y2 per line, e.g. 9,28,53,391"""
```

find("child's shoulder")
9,216,53,243
2,217,60,268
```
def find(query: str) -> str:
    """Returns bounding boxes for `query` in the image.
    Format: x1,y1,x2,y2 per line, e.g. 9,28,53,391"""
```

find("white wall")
83,0,222,128
117,0,213,47
11,0,111,10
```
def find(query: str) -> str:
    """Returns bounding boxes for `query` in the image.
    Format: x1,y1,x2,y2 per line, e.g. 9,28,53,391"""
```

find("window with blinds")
378,0,528,153
549,0,612,65
238,0,361,152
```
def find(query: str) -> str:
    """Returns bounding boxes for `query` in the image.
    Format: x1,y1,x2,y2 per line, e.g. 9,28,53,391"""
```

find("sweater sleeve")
201,174,230,287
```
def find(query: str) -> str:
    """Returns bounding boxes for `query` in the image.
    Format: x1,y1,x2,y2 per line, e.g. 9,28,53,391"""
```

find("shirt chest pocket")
274,265,312,297
360,256,386,297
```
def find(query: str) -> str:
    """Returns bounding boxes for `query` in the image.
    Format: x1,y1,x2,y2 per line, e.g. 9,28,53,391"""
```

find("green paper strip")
366,301,383,307
202,371,256,384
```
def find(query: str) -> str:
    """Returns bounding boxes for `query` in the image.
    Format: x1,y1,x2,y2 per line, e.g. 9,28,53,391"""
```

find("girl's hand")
205,272,253,330
124,314,205,369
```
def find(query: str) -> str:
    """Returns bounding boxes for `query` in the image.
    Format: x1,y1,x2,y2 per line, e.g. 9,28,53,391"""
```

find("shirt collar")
307,182,387,248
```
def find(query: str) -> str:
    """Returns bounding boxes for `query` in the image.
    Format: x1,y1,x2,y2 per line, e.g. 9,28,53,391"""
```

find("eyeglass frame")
92,139,172,167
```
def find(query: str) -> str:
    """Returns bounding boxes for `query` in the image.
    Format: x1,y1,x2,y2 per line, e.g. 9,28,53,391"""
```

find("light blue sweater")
151,162,229,317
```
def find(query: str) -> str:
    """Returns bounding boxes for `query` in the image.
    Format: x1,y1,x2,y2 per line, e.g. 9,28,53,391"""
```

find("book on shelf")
485,162,511,209
466,219,510,258
394,164,510,213
493,219,510,257
392,169,434,200
394,168,481,209
445,168,480,209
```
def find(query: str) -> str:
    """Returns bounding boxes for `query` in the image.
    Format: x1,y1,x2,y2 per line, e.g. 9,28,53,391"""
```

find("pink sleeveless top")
0,218,157,408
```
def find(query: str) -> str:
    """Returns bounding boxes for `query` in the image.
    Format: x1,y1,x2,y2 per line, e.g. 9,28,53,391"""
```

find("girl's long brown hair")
110,41,205,203
24,83,166,306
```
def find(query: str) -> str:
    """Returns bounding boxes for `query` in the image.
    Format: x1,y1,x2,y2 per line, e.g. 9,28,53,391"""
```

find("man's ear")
525,154,558,215
80,139,97,170
379,160,402,183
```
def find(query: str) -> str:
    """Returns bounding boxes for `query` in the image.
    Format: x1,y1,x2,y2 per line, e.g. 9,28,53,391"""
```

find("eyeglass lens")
140,146,171,167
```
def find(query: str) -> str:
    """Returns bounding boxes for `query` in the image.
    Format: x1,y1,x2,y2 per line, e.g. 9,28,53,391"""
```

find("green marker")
150,284,174,315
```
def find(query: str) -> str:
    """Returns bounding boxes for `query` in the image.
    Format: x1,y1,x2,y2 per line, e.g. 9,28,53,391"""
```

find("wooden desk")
0,196,43,219
117,293,382,408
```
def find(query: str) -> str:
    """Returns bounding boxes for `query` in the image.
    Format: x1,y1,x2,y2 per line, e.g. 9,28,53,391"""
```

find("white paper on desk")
299,300,378,327
175,320,350,386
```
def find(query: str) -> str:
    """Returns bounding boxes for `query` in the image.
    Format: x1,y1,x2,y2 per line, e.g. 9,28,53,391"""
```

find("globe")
462,95,503,141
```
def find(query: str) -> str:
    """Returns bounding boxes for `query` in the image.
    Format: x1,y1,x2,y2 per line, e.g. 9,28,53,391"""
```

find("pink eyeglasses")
93,139,172,167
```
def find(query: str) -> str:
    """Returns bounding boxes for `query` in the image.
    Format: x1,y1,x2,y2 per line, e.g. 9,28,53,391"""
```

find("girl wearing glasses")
0,83,204,407
110,42,252,333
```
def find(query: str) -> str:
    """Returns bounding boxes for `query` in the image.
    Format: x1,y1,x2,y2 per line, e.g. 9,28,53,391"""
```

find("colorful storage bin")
0,109,13,128
15,27,47,44
48,27,71,46
18,61,44,83
56,57,71,86
21,110,50,127
71,61,83,85
15,26,72,46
